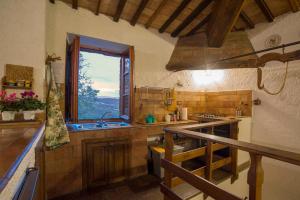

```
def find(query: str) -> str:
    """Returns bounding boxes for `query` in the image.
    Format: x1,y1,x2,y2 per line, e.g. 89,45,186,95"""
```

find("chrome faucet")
97,112,112,127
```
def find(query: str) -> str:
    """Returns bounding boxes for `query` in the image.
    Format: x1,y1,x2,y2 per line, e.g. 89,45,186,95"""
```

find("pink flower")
21,91,36,99
28,91,35,97
21,91,27,98
0,90,7,98
5,93,17,101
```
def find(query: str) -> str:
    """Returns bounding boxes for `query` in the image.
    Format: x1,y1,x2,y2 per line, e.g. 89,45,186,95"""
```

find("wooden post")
204,127,213,199
230,122,239,183
164,131,174,200
205,127,213,181
205,141,213,180
247,153,264,200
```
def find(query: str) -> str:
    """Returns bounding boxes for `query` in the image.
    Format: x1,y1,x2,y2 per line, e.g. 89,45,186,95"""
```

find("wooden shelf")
2,85,32,90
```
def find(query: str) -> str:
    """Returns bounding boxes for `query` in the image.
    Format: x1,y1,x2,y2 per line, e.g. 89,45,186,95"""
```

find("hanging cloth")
44,56,70,149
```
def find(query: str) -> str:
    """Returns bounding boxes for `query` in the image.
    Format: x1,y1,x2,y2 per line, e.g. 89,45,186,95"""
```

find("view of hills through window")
78,51,121,120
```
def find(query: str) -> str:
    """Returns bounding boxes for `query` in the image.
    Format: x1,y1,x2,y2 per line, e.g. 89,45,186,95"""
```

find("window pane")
124,74,130,95
124,58,130,74
123,95,129,116
78,51,120,120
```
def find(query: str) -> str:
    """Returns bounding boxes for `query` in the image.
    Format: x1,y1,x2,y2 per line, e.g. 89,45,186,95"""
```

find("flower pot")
23,111,36,120
1,111,16,121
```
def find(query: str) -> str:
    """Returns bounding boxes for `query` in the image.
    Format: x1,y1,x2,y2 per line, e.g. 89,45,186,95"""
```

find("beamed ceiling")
50,0,299,43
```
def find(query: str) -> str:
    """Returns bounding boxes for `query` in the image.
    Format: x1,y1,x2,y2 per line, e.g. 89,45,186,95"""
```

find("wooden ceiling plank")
72,0,78,9
145,0,169,29
254,0,274,22
159,0,192,33
114,0,127,22
95,0,102,15
240,11,255,29
171,0,212,37
207,0,245,47
288,0,300,12
186,13,211,37
130,0,149,26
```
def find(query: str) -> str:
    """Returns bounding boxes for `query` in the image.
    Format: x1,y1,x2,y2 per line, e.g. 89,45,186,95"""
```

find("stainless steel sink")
68,122,131,131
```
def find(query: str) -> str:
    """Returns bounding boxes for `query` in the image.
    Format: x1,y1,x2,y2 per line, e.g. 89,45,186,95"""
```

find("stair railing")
161,121,300,200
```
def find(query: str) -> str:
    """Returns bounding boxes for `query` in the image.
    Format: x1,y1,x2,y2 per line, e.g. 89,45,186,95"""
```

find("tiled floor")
52,175,164,200
52,175,202,200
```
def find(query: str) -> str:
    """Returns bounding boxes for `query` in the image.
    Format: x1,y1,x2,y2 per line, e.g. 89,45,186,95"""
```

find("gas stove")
197,113,225,122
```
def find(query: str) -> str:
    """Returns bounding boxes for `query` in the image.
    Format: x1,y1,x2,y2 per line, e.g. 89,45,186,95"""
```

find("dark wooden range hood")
166,31,258,71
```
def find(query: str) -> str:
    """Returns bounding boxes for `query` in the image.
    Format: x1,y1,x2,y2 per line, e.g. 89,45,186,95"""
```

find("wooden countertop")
0,122,44,191
135,120,198,127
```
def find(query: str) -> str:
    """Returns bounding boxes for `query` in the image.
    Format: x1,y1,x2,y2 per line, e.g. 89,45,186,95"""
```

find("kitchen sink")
68,122,131,131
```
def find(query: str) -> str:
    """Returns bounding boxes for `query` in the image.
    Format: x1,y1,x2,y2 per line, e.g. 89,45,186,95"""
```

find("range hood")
166,31,258,71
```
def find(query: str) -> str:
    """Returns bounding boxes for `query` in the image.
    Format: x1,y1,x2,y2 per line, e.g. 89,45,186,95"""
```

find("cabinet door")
108,140,129,184
86,142,109,188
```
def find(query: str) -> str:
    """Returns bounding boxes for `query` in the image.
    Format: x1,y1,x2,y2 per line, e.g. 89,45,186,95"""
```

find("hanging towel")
44,63,70,149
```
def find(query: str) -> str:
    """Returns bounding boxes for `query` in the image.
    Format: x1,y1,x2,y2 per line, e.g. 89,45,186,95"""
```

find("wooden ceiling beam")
288,0,300,12
95,0,102,15
130,0,149,26
159,0,192,33
254,0,274,22
207,0,245,47
72,0,78,9
186,13,211,37
240,11,254,29
145,0,169,29
171,0,212,37
114,0,127,22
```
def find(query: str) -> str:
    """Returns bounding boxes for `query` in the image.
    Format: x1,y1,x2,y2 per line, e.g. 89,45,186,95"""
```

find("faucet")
97,112,112,127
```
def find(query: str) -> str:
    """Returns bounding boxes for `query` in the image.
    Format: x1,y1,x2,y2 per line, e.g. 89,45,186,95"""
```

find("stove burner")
199,113,225,119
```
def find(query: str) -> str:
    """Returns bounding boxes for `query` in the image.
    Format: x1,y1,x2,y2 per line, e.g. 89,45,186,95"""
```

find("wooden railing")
161,121,300,200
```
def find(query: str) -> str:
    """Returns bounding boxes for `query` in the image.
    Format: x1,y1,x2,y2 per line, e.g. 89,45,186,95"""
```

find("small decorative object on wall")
0,91,20,121
2,64,33,90
253,98,262,105
264,34,282,48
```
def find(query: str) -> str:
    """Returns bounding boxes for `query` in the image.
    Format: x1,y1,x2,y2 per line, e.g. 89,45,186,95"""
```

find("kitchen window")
65,35,134,123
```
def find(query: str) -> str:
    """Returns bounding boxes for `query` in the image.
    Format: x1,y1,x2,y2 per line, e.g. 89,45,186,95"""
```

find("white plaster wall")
0,0,46,99
46,1,202,91
201,12,300,200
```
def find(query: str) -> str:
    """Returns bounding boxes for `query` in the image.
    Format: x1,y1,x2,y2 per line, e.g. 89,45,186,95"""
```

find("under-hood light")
192,70,224,86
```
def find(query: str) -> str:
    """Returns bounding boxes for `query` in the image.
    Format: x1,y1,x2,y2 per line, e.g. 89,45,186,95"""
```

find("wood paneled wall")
134,89,206,123
205,90,252,117
134,88,252,123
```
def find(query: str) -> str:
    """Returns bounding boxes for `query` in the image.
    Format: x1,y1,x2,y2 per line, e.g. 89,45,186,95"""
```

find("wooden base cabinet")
82,138,129,189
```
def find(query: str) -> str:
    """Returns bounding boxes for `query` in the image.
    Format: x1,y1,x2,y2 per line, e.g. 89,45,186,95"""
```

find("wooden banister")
213,143,228,151
172,147,206,163
205,141,213,181
230,122,239,183
162,122,300,200
247,153,264,200
161,159,244,200
164,127,300,166
171,166,205,187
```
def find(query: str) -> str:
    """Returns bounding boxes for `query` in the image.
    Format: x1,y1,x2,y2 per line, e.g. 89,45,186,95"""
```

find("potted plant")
0,91,20,121
20,91,46,120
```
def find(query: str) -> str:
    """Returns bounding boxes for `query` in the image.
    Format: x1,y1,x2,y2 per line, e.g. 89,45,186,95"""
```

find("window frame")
65,39,134,123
